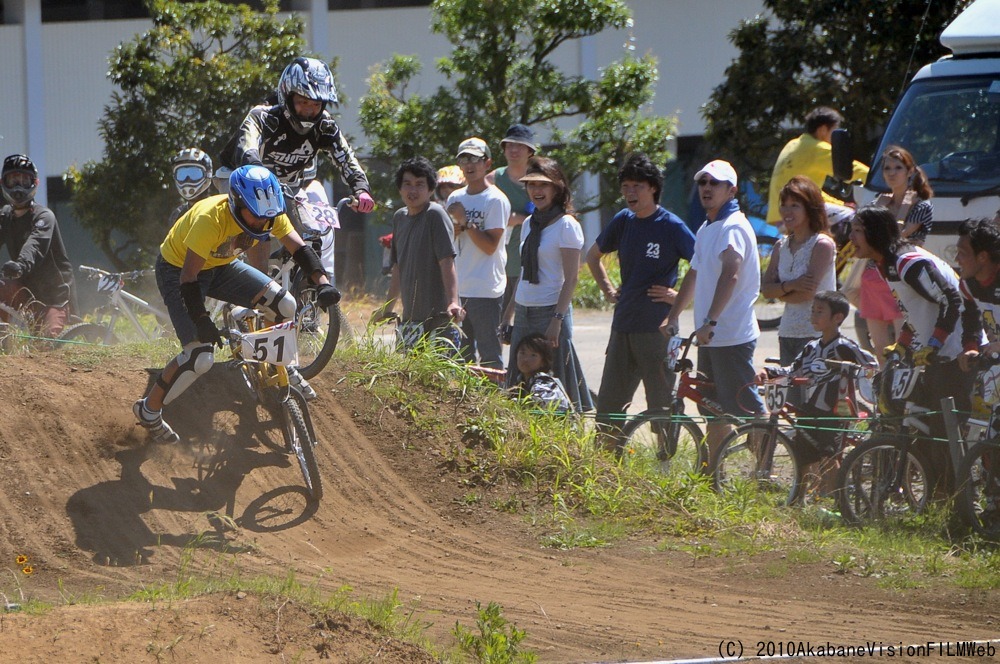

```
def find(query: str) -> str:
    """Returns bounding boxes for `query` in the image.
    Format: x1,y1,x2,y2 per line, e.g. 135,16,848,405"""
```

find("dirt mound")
0,352,997,663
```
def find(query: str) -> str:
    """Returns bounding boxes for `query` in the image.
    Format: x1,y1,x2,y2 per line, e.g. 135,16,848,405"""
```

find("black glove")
2,261,23,279
315,283,341,309
195,314,224,348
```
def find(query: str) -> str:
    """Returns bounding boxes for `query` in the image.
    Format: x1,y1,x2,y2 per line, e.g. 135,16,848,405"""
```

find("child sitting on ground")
759,291,878,485
511,333,572,413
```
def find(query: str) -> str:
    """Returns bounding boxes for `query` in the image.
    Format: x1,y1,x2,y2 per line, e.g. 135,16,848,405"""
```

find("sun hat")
500,124,537,152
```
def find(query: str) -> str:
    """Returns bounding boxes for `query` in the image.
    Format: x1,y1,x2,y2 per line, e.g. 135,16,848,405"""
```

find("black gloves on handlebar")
2,261,23,279
195,314,224,348
315,283,341,309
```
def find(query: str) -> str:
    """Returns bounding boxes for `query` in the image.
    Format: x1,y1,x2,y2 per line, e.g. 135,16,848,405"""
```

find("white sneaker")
288,367,317,401
133,399,179,444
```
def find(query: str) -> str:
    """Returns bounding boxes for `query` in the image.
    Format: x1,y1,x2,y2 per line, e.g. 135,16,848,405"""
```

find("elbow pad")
292,245,325,280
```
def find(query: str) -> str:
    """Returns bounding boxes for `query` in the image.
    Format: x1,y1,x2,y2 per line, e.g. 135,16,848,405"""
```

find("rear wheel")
713,423,800,506
293,284,341,380
836,437,929,525
620,410,707,477
755,235,782,330
58,322,115,345
957,441,1000,540
283,391,322,501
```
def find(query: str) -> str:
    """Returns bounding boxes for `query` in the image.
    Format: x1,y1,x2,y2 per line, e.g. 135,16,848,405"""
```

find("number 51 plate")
242,321,298,366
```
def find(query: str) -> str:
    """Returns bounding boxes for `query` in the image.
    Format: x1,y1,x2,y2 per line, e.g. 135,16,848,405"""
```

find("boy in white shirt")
446,137,511,368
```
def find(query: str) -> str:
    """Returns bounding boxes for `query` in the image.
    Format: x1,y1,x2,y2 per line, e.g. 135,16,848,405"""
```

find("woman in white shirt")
760,176,837,364
501,157,593,412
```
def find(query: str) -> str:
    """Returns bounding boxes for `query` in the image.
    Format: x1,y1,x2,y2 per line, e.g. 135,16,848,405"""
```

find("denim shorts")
696,340,765,418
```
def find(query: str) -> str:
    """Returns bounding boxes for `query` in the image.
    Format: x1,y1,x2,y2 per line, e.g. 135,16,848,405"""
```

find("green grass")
339,329,1000,592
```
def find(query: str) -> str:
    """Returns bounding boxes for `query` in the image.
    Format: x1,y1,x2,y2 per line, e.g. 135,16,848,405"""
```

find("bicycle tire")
836,436,929,525
620,409,707,477
755,235,782,331
294,287,341,380
956,440,1000,540
283,392,323,501
712,423,800,506
58,322,116,345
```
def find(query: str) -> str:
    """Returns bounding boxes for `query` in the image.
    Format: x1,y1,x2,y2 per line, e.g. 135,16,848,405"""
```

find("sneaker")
133,399,179,444
288,367,317,401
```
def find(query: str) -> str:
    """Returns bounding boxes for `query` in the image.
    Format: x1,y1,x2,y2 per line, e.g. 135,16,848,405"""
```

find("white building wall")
1,1,766,184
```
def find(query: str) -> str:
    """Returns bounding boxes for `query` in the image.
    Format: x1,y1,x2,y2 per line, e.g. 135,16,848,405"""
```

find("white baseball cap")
694,160,738,188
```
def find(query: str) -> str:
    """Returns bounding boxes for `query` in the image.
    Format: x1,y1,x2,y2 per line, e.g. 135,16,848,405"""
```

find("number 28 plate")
242,321,298,366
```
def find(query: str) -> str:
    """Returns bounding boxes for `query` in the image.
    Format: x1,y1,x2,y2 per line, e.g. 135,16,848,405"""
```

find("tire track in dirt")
0,354,996,663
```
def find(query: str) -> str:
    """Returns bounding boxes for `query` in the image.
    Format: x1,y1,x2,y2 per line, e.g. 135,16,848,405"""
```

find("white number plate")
765,383,789,412
242,321,298,366
300,199,340,230
666,335,683,371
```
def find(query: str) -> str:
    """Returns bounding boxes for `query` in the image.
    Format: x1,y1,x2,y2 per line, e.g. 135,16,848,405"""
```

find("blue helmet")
228,165,284,240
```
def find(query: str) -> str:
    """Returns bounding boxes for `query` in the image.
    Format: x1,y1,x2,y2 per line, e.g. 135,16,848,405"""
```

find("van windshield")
870,76,1000,195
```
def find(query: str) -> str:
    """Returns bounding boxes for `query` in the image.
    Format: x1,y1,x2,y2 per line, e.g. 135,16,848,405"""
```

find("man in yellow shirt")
133,165,340,443
766,107,869,226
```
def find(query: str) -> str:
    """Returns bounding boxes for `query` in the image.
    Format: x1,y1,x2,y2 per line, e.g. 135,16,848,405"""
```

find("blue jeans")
459,296,503,369
156,255,272,346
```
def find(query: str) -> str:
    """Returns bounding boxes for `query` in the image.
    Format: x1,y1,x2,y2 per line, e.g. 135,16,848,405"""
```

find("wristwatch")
702,317,718,327
553,312,566,321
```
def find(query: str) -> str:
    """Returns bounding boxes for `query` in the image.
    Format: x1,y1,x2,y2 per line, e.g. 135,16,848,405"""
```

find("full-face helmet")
172,148,213,201
228,165,285,241
276,57,338,134
1,154,39,207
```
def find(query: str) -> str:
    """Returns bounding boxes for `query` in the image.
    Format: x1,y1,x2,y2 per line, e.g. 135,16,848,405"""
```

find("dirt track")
0,353,996,663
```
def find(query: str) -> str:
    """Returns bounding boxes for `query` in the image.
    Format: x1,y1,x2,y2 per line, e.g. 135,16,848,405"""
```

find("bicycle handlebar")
78,264,154,282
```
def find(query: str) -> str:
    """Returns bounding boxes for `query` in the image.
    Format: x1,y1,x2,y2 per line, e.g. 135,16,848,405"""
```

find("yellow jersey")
160,195,294,269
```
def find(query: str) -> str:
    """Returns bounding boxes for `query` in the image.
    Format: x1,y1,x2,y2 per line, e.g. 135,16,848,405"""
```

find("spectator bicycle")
712,358,874,506
222,302,322,501
618,332,739,478
953,356,1000,539
59,265,172,344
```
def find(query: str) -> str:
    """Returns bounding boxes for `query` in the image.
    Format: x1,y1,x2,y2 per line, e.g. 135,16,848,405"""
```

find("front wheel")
620,409,707,477
957,441,1000,540
836,437,928,525
58,322,116,345
293,285,341,380
712,423,800,506
283,390,322,501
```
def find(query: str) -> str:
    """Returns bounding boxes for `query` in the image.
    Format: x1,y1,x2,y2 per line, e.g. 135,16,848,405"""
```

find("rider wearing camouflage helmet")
0,154,75,336
168,148,215,225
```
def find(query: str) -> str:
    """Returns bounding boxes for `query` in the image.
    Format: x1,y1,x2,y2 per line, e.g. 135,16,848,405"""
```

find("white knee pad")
254,281,296,322
161,343,215,405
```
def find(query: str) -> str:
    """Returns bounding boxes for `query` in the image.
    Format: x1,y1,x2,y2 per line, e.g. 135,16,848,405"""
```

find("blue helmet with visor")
228,165,285,241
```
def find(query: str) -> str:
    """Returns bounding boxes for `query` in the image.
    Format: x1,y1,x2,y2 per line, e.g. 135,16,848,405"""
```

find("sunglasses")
697,178,723,187
456,154,485,165
175,165,207,184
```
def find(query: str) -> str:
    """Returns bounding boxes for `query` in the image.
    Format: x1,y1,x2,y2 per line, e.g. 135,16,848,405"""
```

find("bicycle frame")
78,265,172,342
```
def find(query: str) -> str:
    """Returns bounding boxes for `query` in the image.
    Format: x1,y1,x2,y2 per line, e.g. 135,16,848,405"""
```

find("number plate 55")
765,383,788,412
242,321,298,366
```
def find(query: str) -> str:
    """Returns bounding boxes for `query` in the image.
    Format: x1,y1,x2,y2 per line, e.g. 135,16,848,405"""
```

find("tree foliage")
359,0,675,213
67,0,309,268
704,0,972,190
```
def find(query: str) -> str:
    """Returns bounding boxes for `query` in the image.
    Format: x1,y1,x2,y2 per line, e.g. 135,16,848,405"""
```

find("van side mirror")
830,128,854,182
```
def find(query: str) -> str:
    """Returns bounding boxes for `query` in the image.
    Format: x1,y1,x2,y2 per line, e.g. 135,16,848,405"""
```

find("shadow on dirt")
66,363,314,566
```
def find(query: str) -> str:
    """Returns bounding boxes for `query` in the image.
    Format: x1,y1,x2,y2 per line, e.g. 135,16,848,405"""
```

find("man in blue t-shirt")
586,153,696,452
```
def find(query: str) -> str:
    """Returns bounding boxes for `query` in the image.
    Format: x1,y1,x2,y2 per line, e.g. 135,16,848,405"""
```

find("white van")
856,0,1000,263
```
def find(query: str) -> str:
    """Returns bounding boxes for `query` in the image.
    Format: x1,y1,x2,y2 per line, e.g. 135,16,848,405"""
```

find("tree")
358,0,674,214
67,0,310,268
703,0,971,191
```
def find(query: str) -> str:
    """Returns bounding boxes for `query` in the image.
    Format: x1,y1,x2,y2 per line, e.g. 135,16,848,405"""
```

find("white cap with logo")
694,159,738,188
